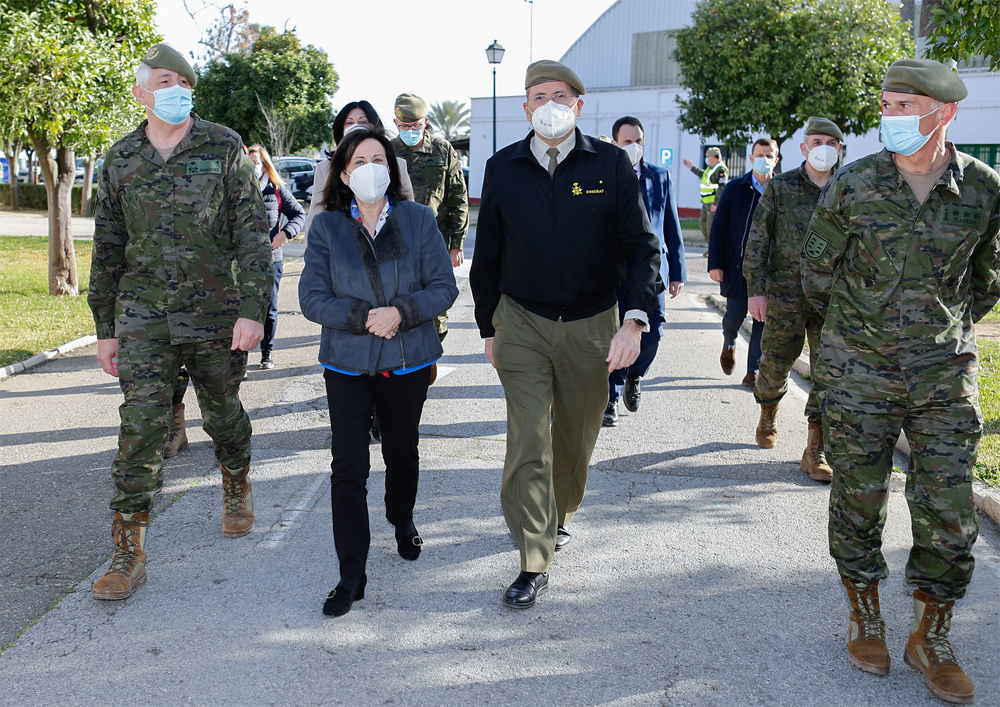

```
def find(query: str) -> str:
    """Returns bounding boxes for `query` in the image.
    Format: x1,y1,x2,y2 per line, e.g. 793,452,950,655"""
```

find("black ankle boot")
395,522,422,561
323,575,367,617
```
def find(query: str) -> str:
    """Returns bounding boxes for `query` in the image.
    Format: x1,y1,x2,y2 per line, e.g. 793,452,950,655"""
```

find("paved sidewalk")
0,208,95,238
0,248,997,706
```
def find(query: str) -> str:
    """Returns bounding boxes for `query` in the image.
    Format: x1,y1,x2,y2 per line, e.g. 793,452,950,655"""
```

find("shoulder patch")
804,231,830,259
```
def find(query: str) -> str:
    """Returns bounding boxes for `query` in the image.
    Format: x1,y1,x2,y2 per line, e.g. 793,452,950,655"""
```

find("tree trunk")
81,156,95,217
1,138,23,210
30,132,78,296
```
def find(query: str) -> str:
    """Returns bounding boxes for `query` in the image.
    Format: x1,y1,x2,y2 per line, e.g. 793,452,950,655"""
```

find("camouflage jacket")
391,133,468,250
89,114,272,343
801,145,1000,404
743,162,823,302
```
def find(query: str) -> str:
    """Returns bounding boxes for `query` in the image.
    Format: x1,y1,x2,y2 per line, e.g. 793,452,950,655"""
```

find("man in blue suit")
603,116,687,427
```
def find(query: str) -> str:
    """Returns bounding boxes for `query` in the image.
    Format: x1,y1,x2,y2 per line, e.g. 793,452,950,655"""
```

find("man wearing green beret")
88,43,272,601
683,147,728,253
742,117,844,481
802,59,1000,703
390,93,469,346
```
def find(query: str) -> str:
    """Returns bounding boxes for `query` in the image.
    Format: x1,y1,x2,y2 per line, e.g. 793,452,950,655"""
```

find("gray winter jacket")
299,199,458,374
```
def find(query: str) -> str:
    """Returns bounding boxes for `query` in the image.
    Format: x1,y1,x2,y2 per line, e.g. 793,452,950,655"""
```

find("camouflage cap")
524,60,585,95
882,59,967,103
394,93,428,122
141,43,197,87
706,147,722,158
804,116,844,142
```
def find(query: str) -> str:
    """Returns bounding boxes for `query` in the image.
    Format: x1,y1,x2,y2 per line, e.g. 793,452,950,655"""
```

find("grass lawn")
0,236,93,368
975,338,1000,488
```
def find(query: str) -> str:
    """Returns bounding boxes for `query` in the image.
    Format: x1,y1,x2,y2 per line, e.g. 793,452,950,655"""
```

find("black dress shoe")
395,522,422,561
260,350,274,370
370,412,381,442
502,571,548,609
623,376,641,412
554,525,572,552
323,575,367,617
602,401,619,427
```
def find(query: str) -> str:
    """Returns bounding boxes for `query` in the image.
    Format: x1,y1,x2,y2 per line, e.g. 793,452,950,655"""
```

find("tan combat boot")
841,577,890,675
221,463,254,537
904,589,975,704
755,404,778,448
800,421,833,481
163,403,189,459
92,512,149,600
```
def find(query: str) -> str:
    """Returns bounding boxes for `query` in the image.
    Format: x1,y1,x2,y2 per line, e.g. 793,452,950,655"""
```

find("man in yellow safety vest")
684,147,729,255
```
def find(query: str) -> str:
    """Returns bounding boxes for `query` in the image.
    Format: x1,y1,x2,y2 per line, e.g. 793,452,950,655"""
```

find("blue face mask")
399,129,423,147
879,104,943,156
752,156,775,176
151,84,193,125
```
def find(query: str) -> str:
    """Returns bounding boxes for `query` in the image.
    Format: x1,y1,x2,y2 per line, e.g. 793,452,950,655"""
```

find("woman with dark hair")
299,127,458,617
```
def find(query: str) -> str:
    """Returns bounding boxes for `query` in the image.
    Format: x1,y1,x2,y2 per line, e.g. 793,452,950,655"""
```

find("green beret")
394,93,428,122
882,59,967,103
705,147,722,158
804,116,844,142
141,43,197,88
524,60,585,96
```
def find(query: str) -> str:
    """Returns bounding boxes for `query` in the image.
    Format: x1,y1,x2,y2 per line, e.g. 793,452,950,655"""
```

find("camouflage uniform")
744,162,826,422
801,145,1000,601
89,114,272,513
689,161,728,241
391,133,468,338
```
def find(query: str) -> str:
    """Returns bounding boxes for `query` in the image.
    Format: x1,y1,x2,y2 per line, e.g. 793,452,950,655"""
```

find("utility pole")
524,0,534,63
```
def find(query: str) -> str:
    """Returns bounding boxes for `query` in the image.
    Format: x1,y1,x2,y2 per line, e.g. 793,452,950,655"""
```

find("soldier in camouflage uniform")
87,44,273,601
743,117,844,482
390,93,469,345
802,60,1000,703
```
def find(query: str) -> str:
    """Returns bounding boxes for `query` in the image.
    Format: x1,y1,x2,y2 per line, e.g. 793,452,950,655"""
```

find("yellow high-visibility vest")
700,162,724,204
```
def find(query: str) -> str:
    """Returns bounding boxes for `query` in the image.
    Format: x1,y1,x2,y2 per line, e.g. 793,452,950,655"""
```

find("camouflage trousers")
824,387,981,601
434,311,448,342
699,204,715,242
111,338,252,513
754,297,824,423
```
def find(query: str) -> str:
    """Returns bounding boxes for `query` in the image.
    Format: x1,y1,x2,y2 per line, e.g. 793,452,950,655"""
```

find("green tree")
0,0,159,295
428,100,471,143
194,26,338,154
674,0,913,155
924,0,999,71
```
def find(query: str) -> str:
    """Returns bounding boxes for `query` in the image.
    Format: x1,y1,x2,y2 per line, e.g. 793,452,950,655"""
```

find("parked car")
272,156,316,204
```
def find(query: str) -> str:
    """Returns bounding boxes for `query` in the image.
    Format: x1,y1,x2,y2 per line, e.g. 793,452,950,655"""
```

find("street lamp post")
486,40,505,155
524,0,533,63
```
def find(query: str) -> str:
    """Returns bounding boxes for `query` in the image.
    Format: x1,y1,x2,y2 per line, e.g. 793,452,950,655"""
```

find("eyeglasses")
527,92,577,107
397,121,424,131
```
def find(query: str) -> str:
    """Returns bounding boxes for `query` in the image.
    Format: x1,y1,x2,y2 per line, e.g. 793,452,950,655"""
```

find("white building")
468,0,999,216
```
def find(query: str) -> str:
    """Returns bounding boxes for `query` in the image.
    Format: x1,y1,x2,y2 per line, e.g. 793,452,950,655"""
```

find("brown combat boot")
800,421,833,481
92,512,149,601
841,577,891,675
163,403,189,459
221,463,254,537
755,404,778,448
904,589,975,704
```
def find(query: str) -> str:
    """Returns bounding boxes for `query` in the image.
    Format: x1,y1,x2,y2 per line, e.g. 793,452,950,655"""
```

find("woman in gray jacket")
299,127,458,617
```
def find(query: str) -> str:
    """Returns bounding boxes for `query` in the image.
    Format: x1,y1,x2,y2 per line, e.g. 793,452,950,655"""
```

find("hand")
709,269,724,283
606,319,642,372
97,338,119,377
710,204,717,213
366,307,402,339
484,338,494,367
668,281,684,298
272,231,288,249
231,318,264,351
682,158,693,169
748,295,768,322
450,248,464,268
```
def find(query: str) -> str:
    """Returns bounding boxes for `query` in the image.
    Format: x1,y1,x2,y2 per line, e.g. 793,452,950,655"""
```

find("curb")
0,335,98,381
704,293,1000,526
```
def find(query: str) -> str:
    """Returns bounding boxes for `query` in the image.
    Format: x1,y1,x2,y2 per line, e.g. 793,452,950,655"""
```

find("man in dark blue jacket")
603,116,686,427
471,60,661,610
707,138,778,388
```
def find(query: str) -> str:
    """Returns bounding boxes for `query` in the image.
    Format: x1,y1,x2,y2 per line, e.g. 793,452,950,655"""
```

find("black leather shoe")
323,575,367,617
602,401,619,427
370,412,381,442
502,571,548,609
554,525,571,552
260,351,274,370
395,522,422,561
623,376,641,412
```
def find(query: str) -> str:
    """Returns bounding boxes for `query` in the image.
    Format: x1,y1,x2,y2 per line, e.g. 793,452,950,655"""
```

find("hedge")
0,183,93,213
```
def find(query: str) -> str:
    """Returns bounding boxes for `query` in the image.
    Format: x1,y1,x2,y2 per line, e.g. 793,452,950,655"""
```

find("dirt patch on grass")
976,322,1000,341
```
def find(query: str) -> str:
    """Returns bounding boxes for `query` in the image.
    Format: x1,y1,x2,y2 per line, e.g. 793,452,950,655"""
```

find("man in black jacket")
471,60,661,610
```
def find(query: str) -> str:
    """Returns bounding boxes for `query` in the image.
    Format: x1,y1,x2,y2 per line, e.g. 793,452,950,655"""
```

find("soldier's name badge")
804,231,830,259
187,160,222,175
941,205,985,228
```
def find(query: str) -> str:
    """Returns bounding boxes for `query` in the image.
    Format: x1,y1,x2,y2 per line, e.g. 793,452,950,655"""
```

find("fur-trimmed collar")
351,212,408,307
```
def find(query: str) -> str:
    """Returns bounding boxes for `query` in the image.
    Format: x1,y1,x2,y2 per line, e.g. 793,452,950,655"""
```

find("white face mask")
806,144,839,172
752,156,776,177
530,100,577,141
345,162,390,204
344,123,367,135
622,142,643,167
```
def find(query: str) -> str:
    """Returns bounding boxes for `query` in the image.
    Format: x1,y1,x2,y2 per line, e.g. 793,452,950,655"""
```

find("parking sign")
660,148,674,166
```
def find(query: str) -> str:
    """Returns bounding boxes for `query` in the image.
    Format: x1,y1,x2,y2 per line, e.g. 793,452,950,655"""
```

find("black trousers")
323,366,432,588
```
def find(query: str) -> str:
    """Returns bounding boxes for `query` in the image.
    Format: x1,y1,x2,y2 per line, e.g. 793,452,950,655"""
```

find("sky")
155,0,620,135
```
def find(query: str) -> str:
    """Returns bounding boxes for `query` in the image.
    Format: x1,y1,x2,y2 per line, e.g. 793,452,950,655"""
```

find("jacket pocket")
856,227,899,278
